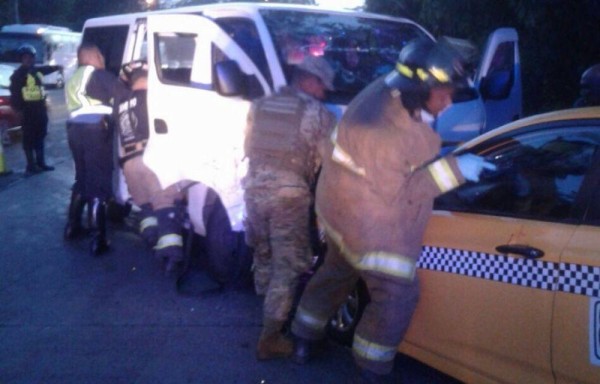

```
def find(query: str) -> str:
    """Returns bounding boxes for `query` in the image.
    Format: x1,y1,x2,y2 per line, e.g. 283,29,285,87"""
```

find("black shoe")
90,234,110,256
24,164,41,176
64,222,85,240
38,164,55,171
291,336,323,365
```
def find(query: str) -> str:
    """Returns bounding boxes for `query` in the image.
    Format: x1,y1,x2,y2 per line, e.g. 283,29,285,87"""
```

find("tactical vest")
117,90,149,165
21,72,44,102
247,93,312,178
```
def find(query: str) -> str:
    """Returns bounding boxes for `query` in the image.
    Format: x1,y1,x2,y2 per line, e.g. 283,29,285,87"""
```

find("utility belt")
123,140,147,155
119,140,147,167
66,113,109,130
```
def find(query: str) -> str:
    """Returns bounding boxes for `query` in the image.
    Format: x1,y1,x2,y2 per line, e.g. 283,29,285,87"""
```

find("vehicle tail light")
0,95,10,106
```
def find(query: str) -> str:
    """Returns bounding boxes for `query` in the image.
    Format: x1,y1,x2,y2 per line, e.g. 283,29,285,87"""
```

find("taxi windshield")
260,9,430,104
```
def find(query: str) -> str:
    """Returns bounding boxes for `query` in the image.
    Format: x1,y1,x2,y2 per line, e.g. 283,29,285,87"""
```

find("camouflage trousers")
244,186,313,322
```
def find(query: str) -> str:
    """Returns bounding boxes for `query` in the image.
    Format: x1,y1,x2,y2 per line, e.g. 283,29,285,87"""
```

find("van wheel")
326,279,369,346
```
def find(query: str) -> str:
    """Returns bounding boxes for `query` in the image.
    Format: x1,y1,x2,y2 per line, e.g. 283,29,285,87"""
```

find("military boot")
64,191,86,240
257,319,293,360
88,198,110,256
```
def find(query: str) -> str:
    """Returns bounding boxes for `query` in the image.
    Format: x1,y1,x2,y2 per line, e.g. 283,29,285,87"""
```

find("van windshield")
260,9,430,104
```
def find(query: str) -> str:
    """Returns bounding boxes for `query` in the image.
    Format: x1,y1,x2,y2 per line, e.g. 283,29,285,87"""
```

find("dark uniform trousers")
291,234,420,375
67,115,113,201
21,103,48,152
65,114,114,253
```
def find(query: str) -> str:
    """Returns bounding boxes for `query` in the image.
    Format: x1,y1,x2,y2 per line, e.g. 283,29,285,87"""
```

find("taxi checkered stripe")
419,246,600,298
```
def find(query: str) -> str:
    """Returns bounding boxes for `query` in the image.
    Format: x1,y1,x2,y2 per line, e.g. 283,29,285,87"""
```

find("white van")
0,24,81,88
81,2,521,260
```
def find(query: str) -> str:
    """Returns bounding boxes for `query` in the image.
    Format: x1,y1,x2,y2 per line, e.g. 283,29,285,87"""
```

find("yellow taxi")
400,106,600,383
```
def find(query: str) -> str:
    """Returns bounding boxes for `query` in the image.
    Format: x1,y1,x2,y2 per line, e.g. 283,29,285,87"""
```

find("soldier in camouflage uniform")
243,56,337,360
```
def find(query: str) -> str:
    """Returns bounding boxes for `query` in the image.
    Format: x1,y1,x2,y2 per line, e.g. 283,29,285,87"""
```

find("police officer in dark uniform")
9,44,60,175
64,43,120,255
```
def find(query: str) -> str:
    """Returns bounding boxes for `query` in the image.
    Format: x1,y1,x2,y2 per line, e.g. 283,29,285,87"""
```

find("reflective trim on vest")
22,73,44,101
427,158,460,193
66,66,107,113
69,105,113,118
154,234,183,250
353,334,397,363
330,126,366,177
295,305,329,331
358,252,416,280
140,216,158,233
317,213,416,282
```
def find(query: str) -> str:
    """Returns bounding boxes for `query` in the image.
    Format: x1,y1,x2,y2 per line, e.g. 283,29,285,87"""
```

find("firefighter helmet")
385,38,467,93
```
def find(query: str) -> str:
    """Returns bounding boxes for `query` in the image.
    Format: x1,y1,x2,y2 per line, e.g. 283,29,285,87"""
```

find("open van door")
144,14,270,230
475,27,522,132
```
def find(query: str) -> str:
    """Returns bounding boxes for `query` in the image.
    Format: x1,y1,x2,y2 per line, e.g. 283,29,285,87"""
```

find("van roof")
83,1,418,28
1,24,76,34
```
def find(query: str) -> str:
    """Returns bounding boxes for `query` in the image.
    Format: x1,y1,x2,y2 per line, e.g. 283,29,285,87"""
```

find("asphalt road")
0,89,461,383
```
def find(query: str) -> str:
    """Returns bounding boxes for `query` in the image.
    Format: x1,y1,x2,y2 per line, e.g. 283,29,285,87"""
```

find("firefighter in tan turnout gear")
243,56,336,360
290,39,496,383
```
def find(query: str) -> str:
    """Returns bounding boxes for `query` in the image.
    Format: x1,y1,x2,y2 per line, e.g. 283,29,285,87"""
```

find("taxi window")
435,124,600,223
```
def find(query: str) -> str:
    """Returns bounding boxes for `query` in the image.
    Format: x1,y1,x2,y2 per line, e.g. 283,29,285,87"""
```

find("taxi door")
144,14,271,230
552,158,600,384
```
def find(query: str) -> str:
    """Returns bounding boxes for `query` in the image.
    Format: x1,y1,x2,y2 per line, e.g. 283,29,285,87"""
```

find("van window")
155,32,195,85
212,44,265,99
259,9,429,104
82,26,129,76
214,17,272,89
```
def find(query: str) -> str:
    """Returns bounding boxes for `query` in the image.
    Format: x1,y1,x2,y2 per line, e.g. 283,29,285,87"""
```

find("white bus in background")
0,24,81,88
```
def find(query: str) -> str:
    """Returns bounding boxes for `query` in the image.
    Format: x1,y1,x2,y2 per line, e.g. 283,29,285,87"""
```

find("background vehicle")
330,106,600,384
0,24,81,88
81,3,521,261
0,63,19,145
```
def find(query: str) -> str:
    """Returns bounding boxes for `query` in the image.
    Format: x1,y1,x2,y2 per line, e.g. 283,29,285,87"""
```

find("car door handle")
154,119,168,134
495,244,545,259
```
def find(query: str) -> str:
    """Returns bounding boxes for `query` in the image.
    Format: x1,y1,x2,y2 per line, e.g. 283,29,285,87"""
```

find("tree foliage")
2,0,598,114
366,0,600,114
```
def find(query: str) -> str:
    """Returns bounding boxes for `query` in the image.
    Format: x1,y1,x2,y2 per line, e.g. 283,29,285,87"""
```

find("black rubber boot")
291,336,326,365
88,198,110,256
35,145,54,171
154,206,185,278
64,191,86,240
